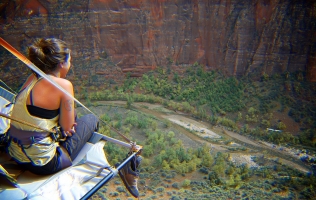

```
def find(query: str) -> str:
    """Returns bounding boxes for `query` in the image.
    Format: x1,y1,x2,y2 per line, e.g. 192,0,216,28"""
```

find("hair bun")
37,39,53,55
42,46,52,54
28,38,69,74
41,46,50,54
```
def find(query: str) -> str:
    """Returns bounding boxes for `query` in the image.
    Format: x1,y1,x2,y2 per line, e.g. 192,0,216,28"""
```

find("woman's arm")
58,79,75,136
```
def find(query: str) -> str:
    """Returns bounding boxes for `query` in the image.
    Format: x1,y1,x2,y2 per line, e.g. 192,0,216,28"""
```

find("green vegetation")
100,110,212,174
76,61,316,199
82,64,315,149
138,64,245,114
81,105,316,200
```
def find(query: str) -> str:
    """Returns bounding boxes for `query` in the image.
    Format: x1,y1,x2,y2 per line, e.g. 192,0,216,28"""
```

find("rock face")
0,0,315,86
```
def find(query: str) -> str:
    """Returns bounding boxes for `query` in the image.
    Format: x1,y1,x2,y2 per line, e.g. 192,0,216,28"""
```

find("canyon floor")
82,101,314,199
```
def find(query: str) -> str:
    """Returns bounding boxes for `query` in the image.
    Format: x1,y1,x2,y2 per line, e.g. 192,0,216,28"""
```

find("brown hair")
28,38,70,74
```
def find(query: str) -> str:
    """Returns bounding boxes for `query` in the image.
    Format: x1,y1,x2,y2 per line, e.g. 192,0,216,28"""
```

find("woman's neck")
48,71,60,78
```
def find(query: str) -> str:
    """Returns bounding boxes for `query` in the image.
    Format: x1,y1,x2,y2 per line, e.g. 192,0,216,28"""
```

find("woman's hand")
63,123,77,137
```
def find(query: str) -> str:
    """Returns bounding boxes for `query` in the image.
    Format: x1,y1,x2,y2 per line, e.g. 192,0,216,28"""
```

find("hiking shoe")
118,155,142,198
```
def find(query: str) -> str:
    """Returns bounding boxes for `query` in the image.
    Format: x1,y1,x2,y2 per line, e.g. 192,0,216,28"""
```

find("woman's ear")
59,62,64,68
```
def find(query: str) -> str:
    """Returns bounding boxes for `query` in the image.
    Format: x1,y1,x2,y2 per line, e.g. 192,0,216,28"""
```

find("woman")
7,38,98,175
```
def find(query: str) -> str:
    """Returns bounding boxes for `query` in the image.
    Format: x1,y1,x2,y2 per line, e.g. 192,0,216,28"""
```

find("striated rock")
307,55,316,82
0,0,315,87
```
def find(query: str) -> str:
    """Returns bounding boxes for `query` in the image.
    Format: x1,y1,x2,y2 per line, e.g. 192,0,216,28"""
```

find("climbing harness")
0,112,66,142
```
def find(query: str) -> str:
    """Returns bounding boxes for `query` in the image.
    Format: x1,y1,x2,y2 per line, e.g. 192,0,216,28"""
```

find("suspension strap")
0,112,66,143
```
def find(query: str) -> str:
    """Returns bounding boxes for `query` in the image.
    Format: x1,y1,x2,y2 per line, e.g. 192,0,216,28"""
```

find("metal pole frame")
80,132,142,200
92,132,133,148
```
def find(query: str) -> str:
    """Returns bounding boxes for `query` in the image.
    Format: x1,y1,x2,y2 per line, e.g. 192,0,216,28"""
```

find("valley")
77,101,315,199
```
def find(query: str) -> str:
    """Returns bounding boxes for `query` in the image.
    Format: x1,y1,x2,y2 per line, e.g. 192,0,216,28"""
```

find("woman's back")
25,75,63,110
21,74,75,132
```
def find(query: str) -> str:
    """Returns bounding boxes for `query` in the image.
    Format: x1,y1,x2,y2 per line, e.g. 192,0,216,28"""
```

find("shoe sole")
118,169,139,198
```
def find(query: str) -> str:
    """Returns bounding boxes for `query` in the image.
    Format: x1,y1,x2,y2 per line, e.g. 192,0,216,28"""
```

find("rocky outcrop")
0,0,315,86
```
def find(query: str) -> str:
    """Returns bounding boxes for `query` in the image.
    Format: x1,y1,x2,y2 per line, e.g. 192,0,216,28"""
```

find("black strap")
9,125,50,145
30,90,33,105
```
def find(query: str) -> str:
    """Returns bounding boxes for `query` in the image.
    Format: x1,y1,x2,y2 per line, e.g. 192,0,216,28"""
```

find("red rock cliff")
0,0,315,85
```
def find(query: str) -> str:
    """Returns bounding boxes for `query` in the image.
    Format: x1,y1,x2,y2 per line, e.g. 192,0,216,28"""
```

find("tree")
208,171,221,185
201,153,214,167
154,154,163,167
241,124,249,134
162,160,170,170
124,112,138,126
151,120,158,131
225,165,235,175
143,144,154,157
226,175,236,187
176,147,189,162
170,158,180,169
277,121,286,130
262,73,269,81
196,144,209,158
187,160,197,172
126,94,134,109
182,179,191,188
164,119,172,128
261,119,270,128
237,112,242,121
165,148,177,162
248,107,257,115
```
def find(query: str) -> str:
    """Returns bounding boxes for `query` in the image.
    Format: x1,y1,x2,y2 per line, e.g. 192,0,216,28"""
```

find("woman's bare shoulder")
50,77,74,91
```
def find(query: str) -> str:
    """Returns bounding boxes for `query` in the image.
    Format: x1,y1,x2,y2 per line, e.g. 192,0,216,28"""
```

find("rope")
0,79,17,94
0,112,53,133
0,37,131,143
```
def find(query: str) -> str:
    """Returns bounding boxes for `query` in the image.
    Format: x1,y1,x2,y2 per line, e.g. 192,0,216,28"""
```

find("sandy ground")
164,115,221,138
229,154,259,168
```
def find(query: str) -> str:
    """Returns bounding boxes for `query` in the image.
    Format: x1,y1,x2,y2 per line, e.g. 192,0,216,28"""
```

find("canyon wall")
0,0,315,87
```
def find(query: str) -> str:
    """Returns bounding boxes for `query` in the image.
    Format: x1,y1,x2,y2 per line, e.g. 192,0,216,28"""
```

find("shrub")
101,113,111,121
138,117,149,129
123,127,130,134
116,186,126,193
164,119,172,128
172,182,180,189
126,94,134,109
277,121,286,130
170,196,181,200
124,112,138,126
156,187,165,193
114,120,122,129
199,167,209,175
114,180,121,185
261,119,270,128
151,120,158,130
111,192,119,197
182,179,191,188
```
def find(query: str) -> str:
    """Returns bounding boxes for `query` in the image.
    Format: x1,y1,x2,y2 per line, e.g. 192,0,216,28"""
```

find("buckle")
51,127,67,142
